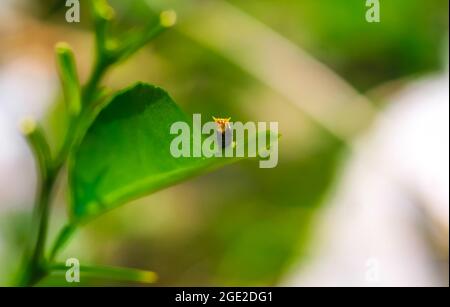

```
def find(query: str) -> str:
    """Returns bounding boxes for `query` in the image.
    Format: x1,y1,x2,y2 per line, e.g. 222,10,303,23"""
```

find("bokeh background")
0,0,448,286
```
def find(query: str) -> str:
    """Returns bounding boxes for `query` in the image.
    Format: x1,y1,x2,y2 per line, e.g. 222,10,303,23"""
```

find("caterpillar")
213,116,232,149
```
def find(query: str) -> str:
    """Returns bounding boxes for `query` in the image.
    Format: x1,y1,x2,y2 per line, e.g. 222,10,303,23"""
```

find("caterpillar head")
212,116,231,133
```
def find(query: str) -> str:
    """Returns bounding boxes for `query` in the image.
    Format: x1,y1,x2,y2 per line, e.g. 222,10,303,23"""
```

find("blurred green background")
0,0,448,286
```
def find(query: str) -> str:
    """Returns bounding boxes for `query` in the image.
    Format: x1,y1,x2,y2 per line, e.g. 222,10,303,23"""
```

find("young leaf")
55,42,81,116
69,83,277,223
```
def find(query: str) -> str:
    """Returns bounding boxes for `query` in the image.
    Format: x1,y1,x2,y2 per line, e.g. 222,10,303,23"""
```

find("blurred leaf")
212,142,345,285
0,212,31,286
69,83,276,223
230,0,448,91
45,263,157,285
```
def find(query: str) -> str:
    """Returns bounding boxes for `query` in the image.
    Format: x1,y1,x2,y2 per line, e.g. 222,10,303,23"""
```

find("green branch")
18,0,177,286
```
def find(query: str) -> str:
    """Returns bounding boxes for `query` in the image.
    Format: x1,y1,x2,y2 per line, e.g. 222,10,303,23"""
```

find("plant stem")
18,124,54,286
17,4,174,286
20,59,110,287
19,174,55,286
48,224,77,262
83,59,108,106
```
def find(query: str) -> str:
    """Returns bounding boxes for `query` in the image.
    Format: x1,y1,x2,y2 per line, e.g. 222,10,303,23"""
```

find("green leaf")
47,263,157,285
69,83,277,223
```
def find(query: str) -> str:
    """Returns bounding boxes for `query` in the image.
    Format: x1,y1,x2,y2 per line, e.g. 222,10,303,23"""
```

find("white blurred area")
0,55,57,284
285,64,449,286
0,58,57,213
0,0,58,214
0,2,59,284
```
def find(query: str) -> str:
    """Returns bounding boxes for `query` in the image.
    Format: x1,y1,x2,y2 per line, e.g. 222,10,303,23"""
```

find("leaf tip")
19,116,37,135
160,10,177,28
55,42,72,55
140,271,158,283
93,0,115,21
